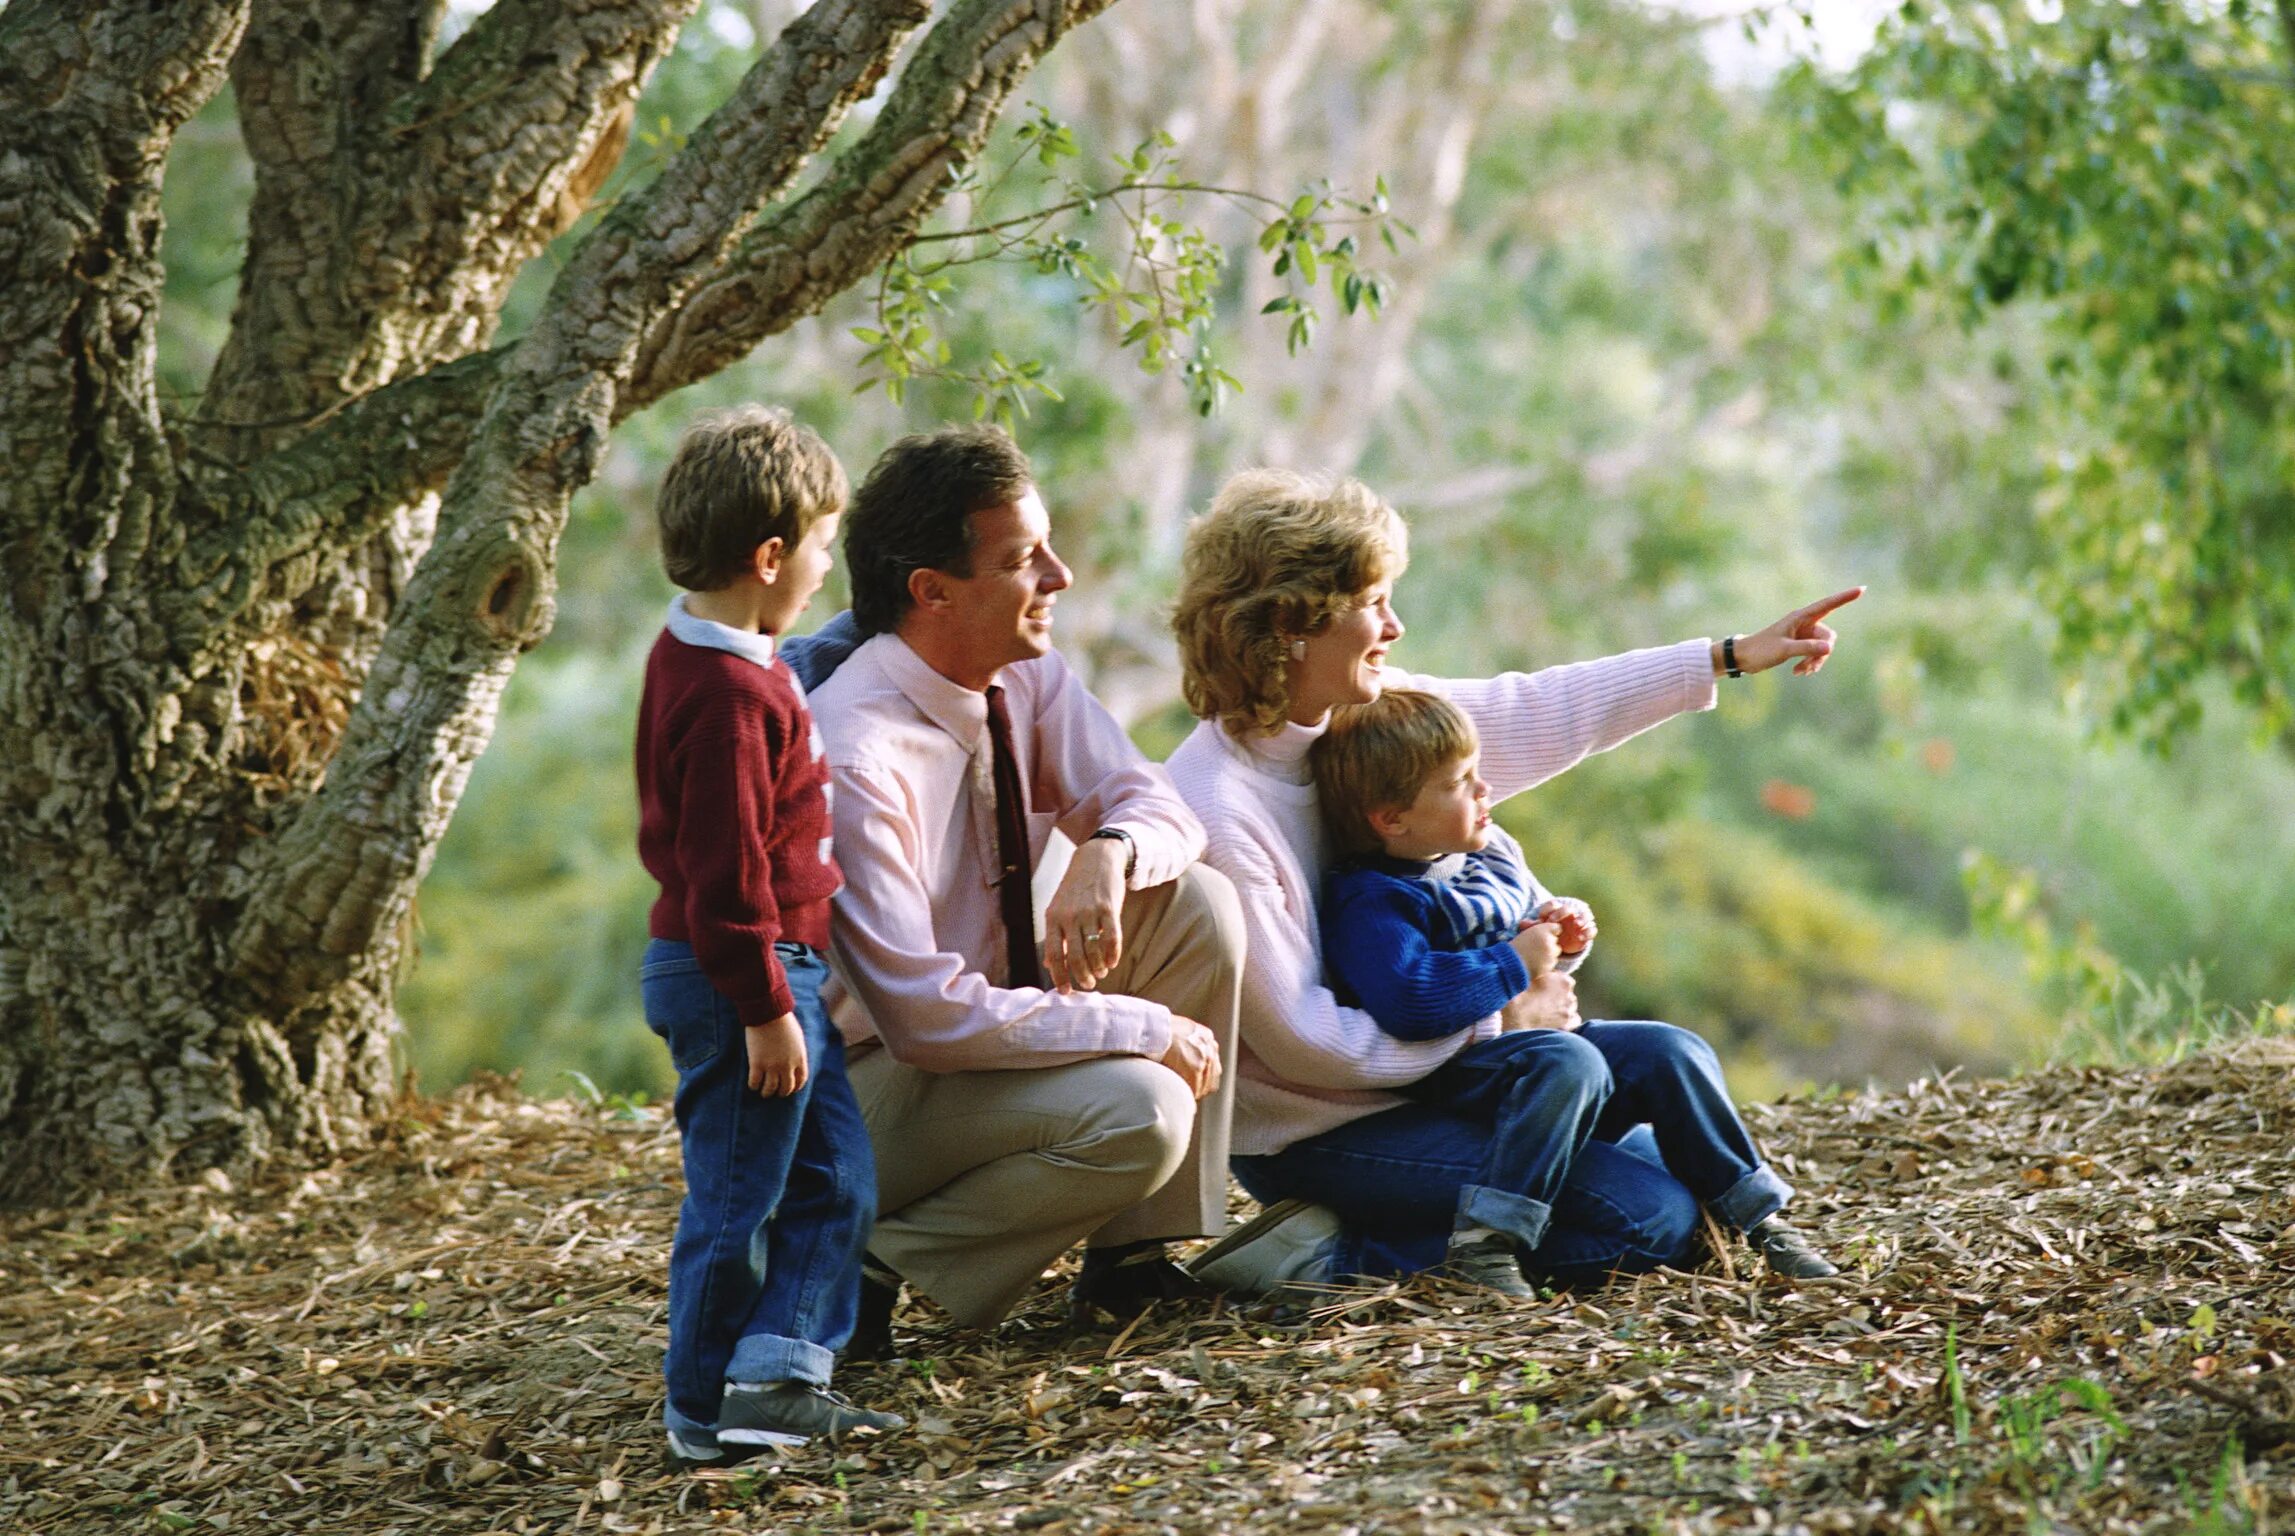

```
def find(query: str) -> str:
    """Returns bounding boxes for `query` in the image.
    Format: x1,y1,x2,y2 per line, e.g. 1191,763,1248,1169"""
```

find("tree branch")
626,0,1123,412
167,351,505,638
196,0,690,453
224,0,947,1001
0,0,248,553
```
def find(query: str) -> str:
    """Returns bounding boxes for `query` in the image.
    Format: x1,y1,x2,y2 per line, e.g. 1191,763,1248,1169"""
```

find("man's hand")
1717,586,1865,678
1154,1015,1223,1100
747,1013,809,1098
1509,920,1563,977
1041,835,1129,993
1499,971,1581,1033
1536,897,1597,955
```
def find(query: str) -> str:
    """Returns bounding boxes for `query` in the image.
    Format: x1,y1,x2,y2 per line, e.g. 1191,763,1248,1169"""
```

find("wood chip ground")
9,1044,2295,1534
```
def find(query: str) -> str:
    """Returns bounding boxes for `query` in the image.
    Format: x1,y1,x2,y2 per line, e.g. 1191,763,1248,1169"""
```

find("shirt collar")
665,594,777,672
870,631,993,745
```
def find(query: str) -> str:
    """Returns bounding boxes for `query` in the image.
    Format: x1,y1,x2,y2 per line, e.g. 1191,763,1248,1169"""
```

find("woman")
1167,469,1857,1292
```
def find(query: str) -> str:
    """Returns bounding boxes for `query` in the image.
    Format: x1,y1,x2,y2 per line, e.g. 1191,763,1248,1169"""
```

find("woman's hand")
1499,971,1581,1033
1718,587,1866,678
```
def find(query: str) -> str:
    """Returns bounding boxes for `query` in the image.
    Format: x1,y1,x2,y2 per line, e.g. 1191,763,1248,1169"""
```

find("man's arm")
1024,650,1204,885
1021,649,1207,991
829,758,1177,1072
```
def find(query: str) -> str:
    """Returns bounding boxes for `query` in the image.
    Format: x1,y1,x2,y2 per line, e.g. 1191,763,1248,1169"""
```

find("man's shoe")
844,1263,901,1361
1068,1246,1209,1323
1440,1233,1536,1298
1188,1200,1342,1297
716,1381,907,1449
1747,1215,1840,1279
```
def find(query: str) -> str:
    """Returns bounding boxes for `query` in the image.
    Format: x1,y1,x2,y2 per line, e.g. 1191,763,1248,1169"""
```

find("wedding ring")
1084,929,1104,944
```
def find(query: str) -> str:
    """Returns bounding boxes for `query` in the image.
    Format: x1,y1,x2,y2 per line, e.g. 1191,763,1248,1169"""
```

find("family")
634,408,1862,1466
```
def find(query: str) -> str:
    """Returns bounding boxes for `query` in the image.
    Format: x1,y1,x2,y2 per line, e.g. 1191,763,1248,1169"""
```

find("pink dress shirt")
811,633,1208,1072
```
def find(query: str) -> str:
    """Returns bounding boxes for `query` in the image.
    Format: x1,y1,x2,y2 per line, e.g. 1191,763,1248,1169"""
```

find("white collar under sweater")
664,593,778,672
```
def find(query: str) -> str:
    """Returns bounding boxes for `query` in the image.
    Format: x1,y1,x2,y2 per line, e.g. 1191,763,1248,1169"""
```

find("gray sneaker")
1747,1215,1840,1279
1441,1233,1535,1298
717,1381,907,1449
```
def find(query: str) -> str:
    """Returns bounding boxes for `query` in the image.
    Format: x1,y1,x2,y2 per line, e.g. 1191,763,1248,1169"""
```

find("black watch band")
1088,827,1138,881
1723,635,1744,679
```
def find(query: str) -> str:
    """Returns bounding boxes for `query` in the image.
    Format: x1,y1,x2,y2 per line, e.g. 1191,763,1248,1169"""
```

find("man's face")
942,489,1073,677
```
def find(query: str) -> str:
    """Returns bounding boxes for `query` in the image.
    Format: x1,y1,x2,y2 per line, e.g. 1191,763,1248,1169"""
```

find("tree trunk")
0,0,1119,1204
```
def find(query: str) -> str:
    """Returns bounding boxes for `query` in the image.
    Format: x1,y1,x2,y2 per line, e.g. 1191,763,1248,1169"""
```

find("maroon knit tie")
983,685,1044,990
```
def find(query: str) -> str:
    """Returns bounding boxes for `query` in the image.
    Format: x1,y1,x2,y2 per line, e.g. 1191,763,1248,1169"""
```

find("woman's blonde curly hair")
1172,468,1408,735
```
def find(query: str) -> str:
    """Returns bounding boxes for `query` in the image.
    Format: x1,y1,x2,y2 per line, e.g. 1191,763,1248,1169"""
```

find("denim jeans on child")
1234,1114,1699,1288
1232,1020,1788,1287
1409,1020,1788,1248
642,939,874,1442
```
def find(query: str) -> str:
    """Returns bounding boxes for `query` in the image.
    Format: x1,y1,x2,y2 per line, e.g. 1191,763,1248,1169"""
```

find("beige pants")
848,863,1245,1327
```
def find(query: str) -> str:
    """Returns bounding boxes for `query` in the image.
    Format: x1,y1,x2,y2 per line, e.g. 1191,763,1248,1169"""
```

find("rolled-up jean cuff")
1710,1165,1792,1233
726,1334,835,1390
1457,1184,1553,1251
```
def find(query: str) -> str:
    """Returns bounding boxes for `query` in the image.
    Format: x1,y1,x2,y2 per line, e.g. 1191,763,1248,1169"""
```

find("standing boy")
635,407,904,1466
1309,688,1839,1293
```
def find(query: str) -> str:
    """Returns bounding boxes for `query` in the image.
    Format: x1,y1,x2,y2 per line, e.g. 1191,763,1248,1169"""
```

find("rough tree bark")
0,0,1120,1203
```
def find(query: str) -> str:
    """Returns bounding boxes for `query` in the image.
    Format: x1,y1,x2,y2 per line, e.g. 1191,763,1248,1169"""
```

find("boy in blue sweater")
1311,689,1838,1291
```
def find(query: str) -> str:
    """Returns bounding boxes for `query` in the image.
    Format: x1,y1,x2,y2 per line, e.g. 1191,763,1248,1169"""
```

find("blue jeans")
1233,1021,1785,1286
1408,1021,1791,1241
642,940,874,1440
1236,1116,1696,1287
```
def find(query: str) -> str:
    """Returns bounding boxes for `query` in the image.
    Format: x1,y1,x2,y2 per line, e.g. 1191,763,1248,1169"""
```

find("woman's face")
1288,578,1404,725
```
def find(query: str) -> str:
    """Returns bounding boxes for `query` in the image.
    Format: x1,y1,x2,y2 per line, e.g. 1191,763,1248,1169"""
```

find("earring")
1289,639,1307,662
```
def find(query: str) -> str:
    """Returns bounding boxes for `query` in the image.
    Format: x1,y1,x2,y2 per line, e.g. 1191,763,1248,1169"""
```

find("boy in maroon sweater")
635,407,903,1465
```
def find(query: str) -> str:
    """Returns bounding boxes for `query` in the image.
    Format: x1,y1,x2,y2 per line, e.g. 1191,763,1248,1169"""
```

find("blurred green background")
157,0,2295,1103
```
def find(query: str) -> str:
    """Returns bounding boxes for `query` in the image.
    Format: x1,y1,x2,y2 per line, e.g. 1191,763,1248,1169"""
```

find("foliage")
1508,770,2042,1098
1692,590,2295,1011
1791,0,2295,749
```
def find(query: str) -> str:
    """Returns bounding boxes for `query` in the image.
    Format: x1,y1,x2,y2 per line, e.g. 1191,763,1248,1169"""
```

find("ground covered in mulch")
9,1047,2295,1535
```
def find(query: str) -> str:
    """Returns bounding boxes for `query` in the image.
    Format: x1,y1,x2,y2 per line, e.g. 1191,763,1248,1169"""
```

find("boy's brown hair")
656,406,848,591
1311,688,1479,858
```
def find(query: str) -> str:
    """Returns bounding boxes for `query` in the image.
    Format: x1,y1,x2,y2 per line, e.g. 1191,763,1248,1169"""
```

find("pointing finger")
1791,586,1866,627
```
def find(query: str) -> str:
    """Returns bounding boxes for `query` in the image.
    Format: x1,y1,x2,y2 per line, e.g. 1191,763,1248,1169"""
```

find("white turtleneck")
1165,640,1716,1156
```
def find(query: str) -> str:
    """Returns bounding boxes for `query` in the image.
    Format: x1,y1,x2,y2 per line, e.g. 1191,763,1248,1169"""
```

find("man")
794,426,1243,1343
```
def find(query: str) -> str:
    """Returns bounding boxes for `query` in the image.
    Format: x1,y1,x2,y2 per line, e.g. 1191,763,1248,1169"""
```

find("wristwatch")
1087,826,1138,881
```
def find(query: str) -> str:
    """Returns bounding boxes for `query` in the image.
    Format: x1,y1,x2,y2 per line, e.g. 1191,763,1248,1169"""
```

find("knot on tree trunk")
465,534,552,651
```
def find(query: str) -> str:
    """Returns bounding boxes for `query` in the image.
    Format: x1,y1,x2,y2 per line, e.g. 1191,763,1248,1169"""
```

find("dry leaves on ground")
7,1045,2295,1534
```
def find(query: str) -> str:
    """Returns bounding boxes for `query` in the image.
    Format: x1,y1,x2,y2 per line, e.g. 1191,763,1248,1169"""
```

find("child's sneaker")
1440,1231,1535,1298
665,1426,772,1470
1747,1215,1840,1279
716,1381,907,1449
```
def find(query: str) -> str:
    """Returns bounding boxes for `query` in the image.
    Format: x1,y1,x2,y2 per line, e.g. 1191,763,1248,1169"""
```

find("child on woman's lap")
1310,689,1839,1291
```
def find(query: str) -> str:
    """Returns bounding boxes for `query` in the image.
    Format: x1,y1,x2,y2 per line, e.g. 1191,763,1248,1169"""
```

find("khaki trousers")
848,863,1244,1327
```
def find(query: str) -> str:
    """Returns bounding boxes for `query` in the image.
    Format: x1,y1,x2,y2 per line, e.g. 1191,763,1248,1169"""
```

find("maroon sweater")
635,631,840,1025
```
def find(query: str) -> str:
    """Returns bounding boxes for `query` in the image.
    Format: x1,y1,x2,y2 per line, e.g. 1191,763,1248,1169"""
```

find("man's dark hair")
846,425,1035,636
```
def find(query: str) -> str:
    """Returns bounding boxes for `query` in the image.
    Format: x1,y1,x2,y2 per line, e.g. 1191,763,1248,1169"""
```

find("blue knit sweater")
1321,851,1539,1042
